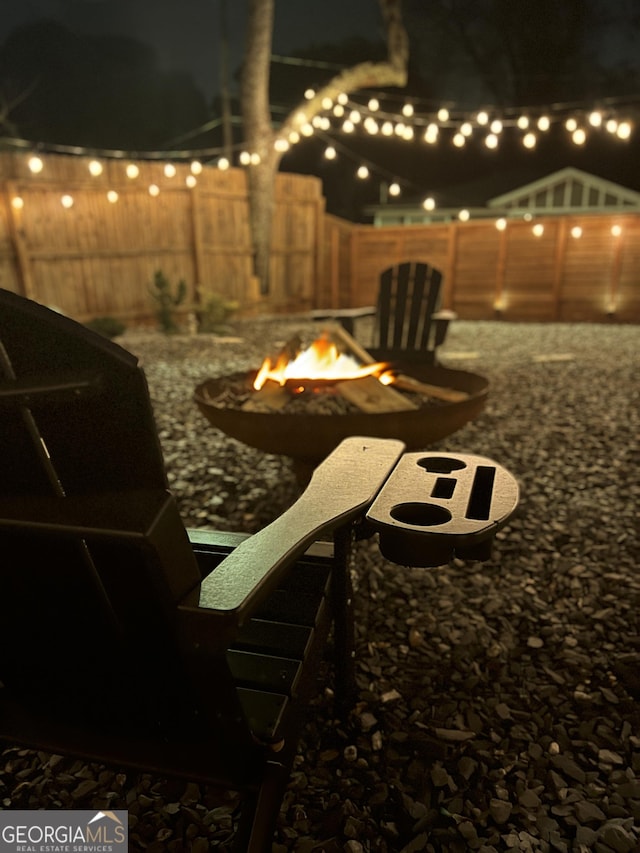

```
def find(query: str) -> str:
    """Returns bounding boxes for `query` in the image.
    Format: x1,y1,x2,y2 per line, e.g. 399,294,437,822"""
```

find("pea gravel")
1,318,639,853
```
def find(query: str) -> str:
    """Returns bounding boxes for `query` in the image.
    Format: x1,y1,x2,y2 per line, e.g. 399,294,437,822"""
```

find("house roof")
366,166,640,223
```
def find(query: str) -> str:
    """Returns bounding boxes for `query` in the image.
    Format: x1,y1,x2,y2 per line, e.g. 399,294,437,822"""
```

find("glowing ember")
254,332,389,390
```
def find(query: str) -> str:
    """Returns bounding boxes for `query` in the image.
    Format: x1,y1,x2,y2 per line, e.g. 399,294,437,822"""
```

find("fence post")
4,180,35,300
552,219,568,320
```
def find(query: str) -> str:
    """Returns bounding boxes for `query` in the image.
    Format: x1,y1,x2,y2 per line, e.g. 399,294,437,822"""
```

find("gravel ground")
2,318,639,853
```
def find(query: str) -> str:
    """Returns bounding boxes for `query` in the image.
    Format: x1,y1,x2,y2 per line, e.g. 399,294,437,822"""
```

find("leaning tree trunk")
241,0,409,296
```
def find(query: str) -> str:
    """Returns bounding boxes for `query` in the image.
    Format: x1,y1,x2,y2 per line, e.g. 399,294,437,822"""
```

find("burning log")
335,375,418,413
326,323,470,404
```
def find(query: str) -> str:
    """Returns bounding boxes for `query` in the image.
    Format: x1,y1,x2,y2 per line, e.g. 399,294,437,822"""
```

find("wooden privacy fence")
320,213,640,323
0,150,325,322
1,150,639,324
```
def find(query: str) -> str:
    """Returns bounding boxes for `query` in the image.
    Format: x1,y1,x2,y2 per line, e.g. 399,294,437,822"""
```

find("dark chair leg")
331,526,357,715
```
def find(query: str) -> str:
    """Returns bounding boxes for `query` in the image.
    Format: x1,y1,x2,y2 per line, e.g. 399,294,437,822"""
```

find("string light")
185,174,197,188
88,159,103,176
388,182,401,196
571,225,583,238
106,190,118,203
458,209,470,221
533,223,544,236
126,163,139,179
217,157,230,170
148,184,159,196
611,224,622,236
163,163,177,178
28,156,44,173
324,146,337,159
356,165,369,179
495,217,507,230
422,197,436,211
11,196,24,210
61,194,74,208
190,160,203,174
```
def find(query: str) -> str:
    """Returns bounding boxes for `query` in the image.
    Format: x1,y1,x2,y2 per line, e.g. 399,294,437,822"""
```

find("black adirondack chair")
313,261,456,365
0,289,406,852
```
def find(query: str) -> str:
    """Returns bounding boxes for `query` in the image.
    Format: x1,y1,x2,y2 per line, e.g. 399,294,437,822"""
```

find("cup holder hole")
418,456,467,473
390,502,452,527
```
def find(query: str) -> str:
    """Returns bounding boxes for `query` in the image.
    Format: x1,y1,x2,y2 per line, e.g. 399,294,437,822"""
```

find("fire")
254,332,389,390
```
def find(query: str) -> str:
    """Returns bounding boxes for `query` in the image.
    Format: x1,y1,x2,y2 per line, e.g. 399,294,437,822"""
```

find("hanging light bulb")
537,115,551,131
571,226,582,238
588,110,602,127
324,146,337,160
337,92,348,105
185,175,197,188
148,184,160,196
477,111,489,125
388,182,401,196
517,115,530,130
333,104,345,117
533,223,544,237
437,108,449,122
565,117,578,132
460,121,473,136
356,165,369,179
250,152,261,165
495,218,507,230
402,126,414,140
61,194,74,208
301,122,314,136
126,163,139,179
422,196,436,211
617,121,632,139
304,88,315,100
11,196,24,210
611,224,622,237
164,163,177,178
88,159,103,176
572,128,586,145
453,132,465,147
28,155,44,173
349,110,361,123
490,119,503,134
402,102,414,117
288,131,300,144
342,119,355,133
382,121,394,136
424,123,438,143
485,133,499,149
321,97,333,111
217,157,230,170
106,190,119,203
458,209,470,221
523,132,537,148
274,137,290,152
190,160,203,174
368,98,380,112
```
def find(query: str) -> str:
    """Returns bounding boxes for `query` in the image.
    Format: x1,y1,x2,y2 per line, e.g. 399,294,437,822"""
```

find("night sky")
1,1,639,211
0,0,382,100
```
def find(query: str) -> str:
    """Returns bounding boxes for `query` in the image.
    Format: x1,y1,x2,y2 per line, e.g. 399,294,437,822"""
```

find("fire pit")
194,326,489,479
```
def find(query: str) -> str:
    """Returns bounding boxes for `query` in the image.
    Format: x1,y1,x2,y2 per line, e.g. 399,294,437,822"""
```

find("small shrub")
85,316,126,339
196,286,239,334
149,269,187,334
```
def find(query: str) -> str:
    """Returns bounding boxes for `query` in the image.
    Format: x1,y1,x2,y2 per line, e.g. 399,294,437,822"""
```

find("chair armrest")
432,310,456,348
192,437,404,624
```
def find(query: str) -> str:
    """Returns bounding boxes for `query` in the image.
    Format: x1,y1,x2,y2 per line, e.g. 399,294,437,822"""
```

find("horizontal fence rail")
1,151,638,324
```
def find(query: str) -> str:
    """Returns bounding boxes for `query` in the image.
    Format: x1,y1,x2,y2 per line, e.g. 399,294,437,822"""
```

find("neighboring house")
366,167,640,225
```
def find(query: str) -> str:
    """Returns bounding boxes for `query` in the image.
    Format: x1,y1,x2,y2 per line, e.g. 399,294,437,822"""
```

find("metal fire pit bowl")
194,362,489,478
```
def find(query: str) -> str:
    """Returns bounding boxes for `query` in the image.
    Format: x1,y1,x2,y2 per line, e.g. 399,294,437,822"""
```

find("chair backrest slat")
373,262,444,362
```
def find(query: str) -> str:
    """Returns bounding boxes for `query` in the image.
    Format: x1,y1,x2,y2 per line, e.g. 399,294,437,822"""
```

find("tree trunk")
241,0,276,295
241,0,409,296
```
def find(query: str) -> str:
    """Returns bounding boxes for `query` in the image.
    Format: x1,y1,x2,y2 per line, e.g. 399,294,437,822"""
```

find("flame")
254,333,389,390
